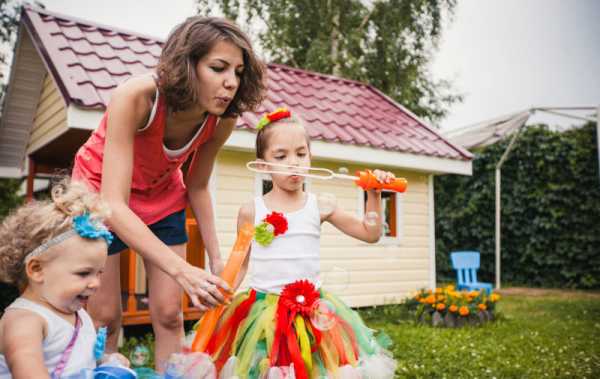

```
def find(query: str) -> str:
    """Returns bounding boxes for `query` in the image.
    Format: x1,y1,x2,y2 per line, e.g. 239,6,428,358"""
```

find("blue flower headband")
24,213,113,262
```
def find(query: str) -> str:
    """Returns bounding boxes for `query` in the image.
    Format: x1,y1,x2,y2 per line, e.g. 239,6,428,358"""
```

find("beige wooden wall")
214,149,432,307
28,73,67,154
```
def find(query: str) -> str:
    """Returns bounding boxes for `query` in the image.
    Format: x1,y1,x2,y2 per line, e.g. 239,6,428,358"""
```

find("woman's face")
195,40,244,115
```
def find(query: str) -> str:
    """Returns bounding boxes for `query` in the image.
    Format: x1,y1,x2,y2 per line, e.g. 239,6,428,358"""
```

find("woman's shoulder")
109,74,157,111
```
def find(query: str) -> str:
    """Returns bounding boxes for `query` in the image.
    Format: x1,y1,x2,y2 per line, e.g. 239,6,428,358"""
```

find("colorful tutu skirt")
203,280,396,379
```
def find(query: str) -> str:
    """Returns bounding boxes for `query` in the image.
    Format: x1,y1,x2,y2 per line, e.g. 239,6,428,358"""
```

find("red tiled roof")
22,5,472,161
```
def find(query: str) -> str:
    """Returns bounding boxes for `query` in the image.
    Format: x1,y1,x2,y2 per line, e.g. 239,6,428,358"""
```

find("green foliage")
0,178,22,218
196,0,461,122
0,178,23,312
0,0,22,102
359,293,600,378
435,123,600,288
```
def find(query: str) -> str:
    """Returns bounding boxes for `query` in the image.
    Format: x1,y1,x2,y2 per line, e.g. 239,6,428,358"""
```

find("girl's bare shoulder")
110,74,157,110
0,307,48,349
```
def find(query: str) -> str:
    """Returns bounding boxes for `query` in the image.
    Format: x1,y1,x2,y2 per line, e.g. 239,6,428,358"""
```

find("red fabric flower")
280,279,320,316
264,211,288,236
267,109,291,122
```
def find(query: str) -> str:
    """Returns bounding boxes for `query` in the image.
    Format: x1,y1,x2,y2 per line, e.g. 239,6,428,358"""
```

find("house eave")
226,130,472,176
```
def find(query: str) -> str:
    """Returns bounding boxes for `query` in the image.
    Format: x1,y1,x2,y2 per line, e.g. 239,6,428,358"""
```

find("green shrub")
435,123,600,288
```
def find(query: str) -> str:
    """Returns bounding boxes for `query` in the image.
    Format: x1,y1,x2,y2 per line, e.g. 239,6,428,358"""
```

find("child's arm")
232,202,255,290
1,310,50,379
322,170,396,243
185,117,236,277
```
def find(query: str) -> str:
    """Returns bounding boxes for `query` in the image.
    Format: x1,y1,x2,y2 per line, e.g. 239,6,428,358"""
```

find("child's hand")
210,258,225,276
372,169,396,185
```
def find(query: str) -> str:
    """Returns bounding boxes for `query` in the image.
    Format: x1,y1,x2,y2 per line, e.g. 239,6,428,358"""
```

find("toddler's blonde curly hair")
0,179,110,288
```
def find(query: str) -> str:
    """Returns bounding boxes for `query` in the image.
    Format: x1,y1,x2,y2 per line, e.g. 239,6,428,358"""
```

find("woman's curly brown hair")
0,179,110,289
156,16,266,117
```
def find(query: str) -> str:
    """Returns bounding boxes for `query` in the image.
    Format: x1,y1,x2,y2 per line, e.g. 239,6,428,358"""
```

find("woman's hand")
174,262,232,311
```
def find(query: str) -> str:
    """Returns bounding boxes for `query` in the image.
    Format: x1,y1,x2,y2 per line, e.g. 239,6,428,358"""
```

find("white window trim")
356,187,404,245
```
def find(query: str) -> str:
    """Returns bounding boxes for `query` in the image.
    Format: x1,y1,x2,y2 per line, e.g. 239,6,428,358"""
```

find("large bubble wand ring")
246,161,408,193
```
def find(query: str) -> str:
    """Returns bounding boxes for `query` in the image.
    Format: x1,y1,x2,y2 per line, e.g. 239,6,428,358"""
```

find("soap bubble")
129,345,150,368
310,299,337,331
364,211,379,227
317,193,337,215
163,352,216,379
265,365,296,379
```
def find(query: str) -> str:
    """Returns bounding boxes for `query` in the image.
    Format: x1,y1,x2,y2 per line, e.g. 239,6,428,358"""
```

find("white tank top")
248,193,321,294
0,298,97,378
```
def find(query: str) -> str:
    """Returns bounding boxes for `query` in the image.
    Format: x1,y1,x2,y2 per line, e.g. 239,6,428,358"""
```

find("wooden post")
26,157,35,202
127,249,137,314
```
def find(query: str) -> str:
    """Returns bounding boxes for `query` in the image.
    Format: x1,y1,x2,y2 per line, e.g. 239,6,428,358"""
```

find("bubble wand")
191,223,255,353
246,161,408,193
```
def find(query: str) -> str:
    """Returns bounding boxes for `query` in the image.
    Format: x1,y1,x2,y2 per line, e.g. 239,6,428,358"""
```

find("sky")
9,0,600,130
431,0,600,129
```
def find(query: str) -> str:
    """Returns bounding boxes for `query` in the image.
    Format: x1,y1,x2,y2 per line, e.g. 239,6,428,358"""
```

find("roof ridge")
267,63,368,88
24,4,164,43
365,84,473,159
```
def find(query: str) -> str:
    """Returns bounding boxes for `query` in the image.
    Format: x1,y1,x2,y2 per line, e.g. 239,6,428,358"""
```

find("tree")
196,0,461,122
0,1,32,312
0,0,22,103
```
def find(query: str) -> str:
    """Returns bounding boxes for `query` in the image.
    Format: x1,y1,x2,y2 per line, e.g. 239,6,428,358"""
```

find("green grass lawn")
122,288,599,378
358,288,600,379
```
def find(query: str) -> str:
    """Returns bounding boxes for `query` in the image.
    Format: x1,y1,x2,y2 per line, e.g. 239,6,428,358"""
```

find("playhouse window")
362,190,402,239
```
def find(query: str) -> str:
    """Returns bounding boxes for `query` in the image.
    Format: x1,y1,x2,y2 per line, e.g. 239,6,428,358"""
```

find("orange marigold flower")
490,294,500,302
478,303,487,311
449,304,458,313
425,295,436,304
459,306,470,316
436,303,446,311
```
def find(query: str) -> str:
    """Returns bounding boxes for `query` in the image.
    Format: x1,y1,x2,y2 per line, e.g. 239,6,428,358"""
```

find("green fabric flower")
256,116,270,131
255,222,275,246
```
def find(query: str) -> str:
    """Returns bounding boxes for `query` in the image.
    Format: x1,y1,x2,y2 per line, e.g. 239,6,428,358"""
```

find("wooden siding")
27,73,67,153
0,26,46,172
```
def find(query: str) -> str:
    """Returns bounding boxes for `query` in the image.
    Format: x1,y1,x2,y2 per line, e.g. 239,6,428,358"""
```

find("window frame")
357,187,404,245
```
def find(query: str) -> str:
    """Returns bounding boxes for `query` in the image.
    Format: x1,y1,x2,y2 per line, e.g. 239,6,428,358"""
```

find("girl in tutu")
205,109,397,378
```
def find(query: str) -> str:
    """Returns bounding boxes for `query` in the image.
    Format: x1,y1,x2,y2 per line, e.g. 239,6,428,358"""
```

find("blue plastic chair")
450,251,493,294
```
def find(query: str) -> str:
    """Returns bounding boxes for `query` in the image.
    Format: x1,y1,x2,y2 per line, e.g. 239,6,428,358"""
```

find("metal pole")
494,119,527,290
597,105,600,184
495,168,501,289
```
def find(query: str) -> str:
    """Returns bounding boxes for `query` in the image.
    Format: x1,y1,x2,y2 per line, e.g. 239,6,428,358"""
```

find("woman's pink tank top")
72,91,217,225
